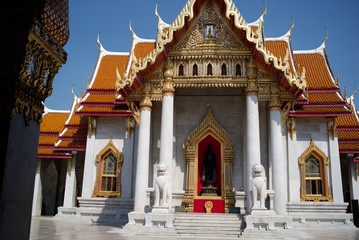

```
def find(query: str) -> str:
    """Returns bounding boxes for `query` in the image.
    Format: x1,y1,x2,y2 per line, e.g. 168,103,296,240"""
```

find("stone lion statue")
251,163,267,209
154,163,170,207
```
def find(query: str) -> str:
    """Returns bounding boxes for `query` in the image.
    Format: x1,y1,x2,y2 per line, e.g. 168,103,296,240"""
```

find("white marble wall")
287,118,342,203
81,117,134,199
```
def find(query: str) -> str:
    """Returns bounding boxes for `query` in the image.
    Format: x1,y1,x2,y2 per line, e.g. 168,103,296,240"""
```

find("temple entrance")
183,108,235,213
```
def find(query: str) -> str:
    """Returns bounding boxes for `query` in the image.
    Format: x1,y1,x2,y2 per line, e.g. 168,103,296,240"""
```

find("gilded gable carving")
173,1,244,51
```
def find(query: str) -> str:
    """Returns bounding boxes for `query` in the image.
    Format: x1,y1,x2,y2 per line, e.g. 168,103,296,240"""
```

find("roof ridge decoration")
56,94,81,147
116,0,307,92
247,0,267,27
155,4,171,32
116,21,156,90
43,105,70,115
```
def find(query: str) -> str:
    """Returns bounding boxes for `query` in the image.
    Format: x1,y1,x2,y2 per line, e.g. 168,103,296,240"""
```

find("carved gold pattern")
204,201,214,213
287,117,296,140
327,118,337,140
298,139,333,202
93,139,124,198
127,100,140,125
183,108,235,213
163,60,175,97
88,117,97,138
268,82,281,110
173,1,244,51
13,21,66,125
140,83,153,112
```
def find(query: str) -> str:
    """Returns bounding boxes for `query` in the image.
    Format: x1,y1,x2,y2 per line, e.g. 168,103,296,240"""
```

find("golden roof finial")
344,87,347,99
335,73,340,88
290,16,295,31
324,28,329,45
262,0,267,17
71,84,76,99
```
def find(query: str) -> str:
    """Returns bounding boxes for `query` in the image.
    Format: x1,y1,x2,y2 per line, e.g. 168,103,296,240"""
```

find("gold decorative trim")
93,139,124,198
298,139,333,202
14,31,64,124
287,117,296,140
88,117,97,138
327,118,337,140
268,82,281,110
162,60,175,96
183,108,235,212
140,83,153,111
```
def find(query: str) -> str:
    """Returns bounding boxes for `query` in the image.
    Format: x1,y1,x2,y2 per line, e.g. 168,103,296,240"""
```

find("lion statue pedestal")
244,164,292,230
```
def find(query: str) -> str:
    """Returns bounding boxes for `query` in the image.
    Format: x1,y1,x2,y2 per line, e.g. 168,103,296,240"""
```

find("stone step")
173,213,243,237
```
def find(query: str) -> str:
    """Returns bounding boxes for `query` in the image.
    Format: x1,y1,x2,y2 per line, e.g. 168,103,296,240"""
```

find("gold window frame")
93,139,123,198
298,139,333,202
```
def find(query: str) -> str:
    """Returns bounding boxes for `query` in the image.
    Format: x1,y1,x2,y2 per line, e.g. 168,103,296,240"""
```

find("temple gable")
173,1,246,51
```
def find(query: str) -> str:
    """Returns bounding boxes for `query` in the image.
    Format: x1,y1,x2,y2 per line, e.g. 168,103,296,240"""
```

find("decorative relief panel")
173,1,245,51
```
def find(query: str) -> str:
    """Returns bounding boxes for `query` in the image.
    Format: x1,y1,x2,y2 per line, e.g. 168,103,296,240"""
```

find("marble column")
156,60,175,209
245,63,261,211
133,83,153,212
287,117,300,203
63,152,77,207
269,83,287,215
32,159,42,216
327,118,344,202
349,156,359,201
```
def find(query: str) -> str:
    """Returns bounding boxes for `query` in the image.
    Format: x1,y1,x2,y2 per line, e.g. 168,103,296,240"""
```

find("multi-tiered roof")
38,0,359,158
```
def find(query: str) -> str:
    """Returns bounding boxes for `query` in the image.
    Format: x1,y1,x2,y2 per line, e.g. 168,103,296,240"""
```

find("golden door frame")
183,108,235,212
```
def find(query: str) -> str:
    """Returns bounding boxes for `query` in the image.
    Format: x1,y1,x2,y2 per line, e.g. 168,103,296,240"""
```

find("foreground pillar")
245,64,261,212
133,84,153,213
32,159,43,216
63,152,77,207
269,83,287,215
155,60,175,211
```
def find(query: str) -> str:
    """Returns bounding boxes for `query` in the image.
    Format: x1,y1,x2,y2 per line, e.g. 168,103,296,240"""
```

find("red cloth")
193,199,225,213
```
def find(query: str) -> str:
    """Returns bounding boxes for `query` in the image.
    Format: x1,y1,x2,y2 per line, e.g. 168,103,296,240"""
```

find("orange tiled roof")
90,55,129,90
40,112,69,133
134,42,156,60
38,111,71,158
81,93,116,104
39,135,59,146
59,128,87,139
55,140,86,150
294,53,335,89
307,92,344,104
337,114,359,128
339,143,359,152
338,131,359,140
77,105,132,116
293,106,349,115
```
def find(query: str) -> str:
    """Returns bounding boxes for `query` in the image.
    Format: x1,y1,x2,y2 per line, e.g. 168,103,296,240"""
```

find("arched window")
193,64,198,76
298,140,332,202
221,63,227,76
207,63,213,76
178,64,184,76
235,64,242,76
305,155,322,195
93,140,123,198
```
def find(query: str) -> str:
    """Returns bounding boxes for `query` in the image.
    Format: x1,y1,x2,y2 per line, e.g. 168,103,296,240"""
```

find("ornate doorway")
183,108,235,213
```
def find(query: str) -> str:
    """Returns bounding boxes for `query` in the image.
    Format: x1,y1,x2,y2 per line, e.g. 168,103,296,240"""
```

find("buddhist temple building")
33,0,359,235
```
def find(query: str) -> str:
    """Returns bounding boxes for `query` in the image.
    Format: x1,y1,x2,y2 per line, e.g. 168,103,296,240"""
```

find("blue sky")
45,0,359,110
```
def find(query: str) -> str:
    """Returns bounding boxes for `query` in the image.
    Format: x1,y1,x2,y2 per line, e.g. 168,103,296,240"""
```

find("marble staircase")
173,213,244,238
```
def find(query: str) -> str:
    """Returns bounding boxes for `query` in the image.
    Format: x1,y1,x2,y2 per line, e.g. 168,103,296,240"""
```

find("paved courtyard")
30,217,359,240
